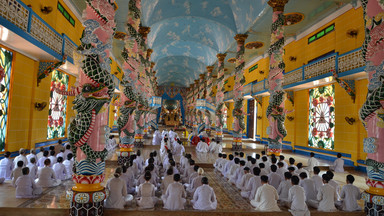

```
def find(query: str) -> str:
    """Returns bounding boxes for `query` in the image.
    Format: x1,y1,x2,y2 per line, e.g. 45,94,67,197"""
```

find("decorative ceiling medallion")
114,32,127,40
224,68,228,72
284,13,304,26
227,58,236,63
245,41,264,50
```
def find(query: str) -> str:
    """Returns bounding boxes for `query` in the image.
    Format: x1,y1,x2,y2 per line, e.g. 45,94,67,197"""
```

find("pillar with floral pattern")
215,53,227,142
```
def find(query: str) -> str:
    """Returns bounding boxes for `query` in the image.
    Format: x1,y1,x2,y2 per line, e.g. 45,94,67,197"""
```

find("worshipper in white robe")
218,154,228,173
196,138,209,153
161,168,174,195
173,140,185,157
268,165,282,190
241,167,261,199
288,158,298,171
13,149,28,168
63,145,72,160
27,157,38,179
63,153,74,179
192,177,217,210
106,135,117,151
249,158,258,174
277,162,289,181
330,153,344,173
277,172,293,204
152,130,162,145
258,163,269,176
37,151,49,168
187,168,204,195
261,156,271,173
287,176,310,216
120,164,136,194
53,157,67,181
182,160,196,183
251,175,281,211
105,167,128,209
48,151,57,167
162,174,186,210
35,159,61,187
134,150,145,173
295,163,309,178
36,147,45,160
185,165,199,187
312,167,323,193
26,149,37,165
214,153,223,170
160,137,170,157
299,172,317,201
0,151,13,180
11,161,24,186
222,155,235,178
307,174,337,212
279,155,289,169
15,167,42,198
337,174,361,212
136,171,157,209
137,166,158,186
56,147,65,159
327,171,341,200
227,158,240,183
305,152,319,172
237,167,253,191
208,139,217,152
234,161,247,186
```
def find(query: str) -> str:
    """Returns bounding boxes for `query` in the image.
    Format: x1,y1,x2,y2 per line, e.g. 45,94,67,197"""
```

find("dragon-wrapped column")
117,83,136,165
60,0,116,215
215,53,227,142
232,34,248,151
266,0,289,156
360,1,384,215
134,96,146,148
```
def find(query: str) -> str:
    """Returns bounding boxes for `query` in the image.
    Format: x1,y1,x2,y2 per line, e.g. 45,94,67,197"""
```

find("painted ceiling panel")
154,56,206,76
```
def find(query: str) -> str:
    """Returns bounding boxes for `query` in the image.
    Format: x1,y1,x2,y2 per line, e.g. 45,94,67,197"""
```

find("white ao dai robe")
63,159,74,179
288,185,310,216
15,175,42,198
162,182,186,210
0,158,13,180
136,182,157,209
277,180,292,201
53,163,67,180
340,184,361,211
27,163,38,179
251,184,281,211
105,177,127,209
35,167,61,187
313,184,337,212
192,184,217,210
196,141,209,153
160,175,174,195
299,178,317,201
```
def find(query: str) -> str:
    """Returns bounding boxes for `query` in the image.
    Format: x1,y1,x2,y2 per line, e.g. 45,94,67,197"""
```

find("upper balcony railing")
0,0,77,63
224,47,365,101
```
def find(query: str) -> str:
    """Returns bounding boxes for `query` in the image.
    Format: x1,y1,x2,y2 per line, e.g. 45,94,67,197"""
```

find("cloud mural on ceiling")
140,0,267,87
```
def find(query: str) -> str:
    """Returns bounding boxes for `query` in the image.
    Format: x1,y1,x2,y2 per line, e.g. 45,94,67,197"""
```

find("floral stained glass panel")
308,85,335,150
0,48,13,151
47,70,68,139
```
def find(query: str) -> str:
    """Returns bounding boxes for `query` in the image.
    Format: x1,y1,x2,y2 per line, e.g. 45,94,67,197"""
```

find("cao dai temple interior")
0,0,383,215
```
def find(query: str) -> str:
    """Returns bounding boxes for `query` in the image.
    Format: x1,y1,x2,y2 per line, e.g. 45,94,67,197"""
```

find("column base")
67,188,108,216
134,139,144,148
231,142,242,151
363,192,384,215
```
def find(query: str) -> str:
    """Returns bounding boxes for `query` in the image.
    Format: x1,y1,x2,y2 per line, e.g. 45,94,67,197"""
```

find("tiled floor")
0,133,366,215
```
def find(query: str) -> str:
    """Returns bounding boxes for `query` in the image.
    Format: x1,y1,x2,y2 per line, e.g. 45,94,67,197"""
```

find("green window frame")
308,24,335,44
57,2,75,27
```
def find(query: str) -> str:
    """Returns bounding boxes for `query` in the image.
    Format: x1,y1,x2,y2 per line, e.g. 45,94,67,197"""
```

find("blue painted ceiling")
69,0,356,88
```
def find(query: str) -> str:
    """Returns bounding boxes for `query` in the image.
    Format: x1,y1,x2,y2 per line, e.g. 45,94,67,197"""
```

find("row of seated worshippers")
160,133,185,159
104,151,218,210
195,137,222,154
214,151,361,214
0,145,74,198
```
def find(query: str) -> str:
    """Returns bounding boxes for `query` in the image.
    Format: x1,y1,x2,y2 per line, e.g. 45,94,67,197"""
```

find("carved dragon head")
72,83,110,113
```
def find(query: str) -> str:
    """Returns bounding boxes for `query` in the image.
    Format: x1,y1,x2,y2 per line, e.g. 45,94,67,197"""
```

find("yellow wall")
5,48,77,153
224,76,235,92
244,57,270,85
21,0,83,45
225,102,233,131
294,90,309,147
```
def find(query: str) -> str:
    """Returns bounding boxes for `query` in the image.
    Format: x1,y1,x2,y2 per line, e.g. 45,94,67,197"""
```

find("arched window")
47,70,68,139
0,47,13,151
308,85,335,150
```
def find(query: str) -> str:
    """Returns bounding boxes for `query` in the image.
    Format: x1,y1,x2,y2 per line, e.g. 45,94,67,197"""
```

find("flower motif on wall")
308,85,335,150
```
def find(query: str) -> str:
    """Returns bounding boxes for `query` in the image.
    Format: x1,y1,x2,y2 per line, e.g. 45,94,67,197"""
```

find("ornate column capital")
217,53,227,62
139,26,151,38
268,0,289,12
199,74,205,80
234,34,248,46
151,62,155,69
206,66,214,73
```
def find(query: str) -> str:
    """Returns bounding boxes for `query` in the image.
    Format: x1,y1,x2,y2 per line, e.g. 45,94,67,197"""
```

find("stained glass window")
0,47,13,151
308,85,335,149
47,70,68,139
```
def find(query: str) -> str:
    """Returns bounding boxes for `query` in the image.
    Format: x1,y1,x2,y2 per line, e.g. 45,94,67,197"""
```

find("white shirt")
288,185,310,216
247,176,262,200
276,167,288,181
160,175,174,195
26,154,36,164
196,141,209,153
277,180,292,200
53,163,67,180
312,175,323,193
295,168,309,177
48,156,57,166
162,182,186,210
13,155,27,168
299,178,317,201
329,179,341,200
317,184,337,212
268,172,282,190
0,158,13,179
173,144,185,157
37,156,48,168
27,163,38,179
340,184,361,211
306,157,319,172
237,173,253,190
36,166,60,187
251,184,281,211
192,184,217,210
63,159,74,178
333,158,344,173
137,182,157,209
11,167,23,186
105,177,127,209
